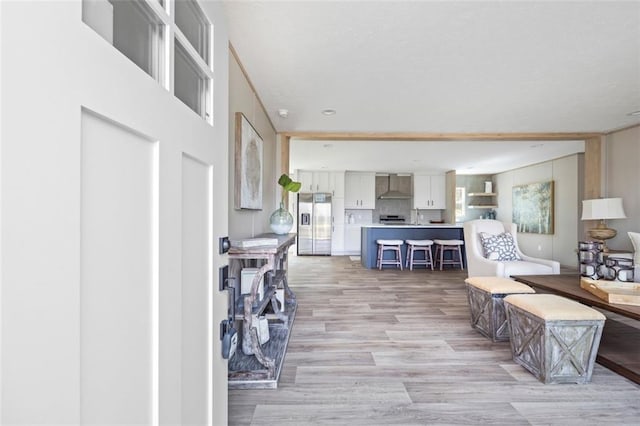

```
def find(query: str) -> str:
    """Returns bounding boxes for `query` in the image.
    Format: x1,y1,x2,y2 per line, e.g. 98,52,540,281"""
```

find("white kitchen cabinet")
429,175,446,209
314,171,331,192
413,174,446,209
330,171,345,198
345,172,376,209
332,197,345,225
344,224,362,254
297,170,314,193
331,224,345,255
330,197,345,255
297,170,342,194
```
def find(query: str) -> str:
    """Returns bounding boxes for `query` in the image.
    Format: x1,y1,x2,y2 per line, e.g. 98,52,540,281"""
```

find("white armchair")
463,219,560,278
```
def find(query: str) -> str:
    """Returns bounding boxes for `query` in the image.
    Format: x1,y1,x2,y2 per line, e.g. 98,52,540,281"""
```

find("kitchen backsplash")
410,209,443,224
373,199,444,224
345,209,373,225
373,198,412,223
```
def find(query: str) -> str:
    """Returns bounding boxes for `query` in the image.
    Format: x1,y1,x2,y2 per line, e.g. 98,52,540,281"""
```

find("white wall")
228,52,278,239
604,125,640,252
1,0,230,423
495,155,580,267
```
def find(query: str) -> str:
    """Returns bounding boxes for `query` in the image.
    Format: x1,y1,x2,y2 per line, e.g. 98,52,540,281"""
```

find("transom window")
82,0,214,124
175,39,211,119
175,0,210,64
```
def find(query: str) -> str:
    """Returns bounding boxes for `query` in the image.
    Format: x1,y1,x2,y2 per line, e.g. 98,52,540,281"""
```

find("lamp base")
587,222,617,252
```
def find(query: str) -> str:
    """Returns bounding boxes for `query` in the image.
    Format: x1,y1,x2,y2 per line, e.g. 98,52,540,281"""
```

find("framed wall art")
234,113,263,210
512,180,554,234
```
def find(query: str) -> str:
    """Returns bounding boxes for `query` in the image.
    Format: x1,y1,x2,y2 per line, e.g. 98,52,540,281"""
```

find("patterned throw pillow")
479,232,522,261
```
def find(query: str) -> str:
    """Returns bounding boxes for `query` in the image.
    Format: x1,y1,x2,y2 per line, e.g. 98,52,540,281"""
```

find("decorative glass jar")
269,202,293,234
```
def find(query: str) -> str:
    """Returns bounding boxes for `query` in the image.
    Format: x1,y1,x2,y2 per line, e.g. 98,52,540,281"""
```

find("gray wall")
495,154,580,267
604,125,640,252
228,53,278,239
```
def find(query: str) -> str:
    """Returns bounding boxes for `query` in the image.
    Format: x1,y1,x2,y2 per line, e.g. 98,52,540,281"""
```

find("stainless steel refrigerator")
297,193,332,255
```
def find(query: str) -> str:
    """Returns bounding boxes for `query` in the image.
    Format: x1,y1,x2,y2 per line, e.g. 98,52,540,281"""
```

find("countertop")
361,223,463,229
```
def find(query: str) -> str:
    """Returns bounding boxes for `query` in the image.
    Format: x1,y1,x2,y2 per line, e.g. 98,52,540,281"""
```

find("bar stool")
433,239,465,270
405,239,434,270
376,239,404,270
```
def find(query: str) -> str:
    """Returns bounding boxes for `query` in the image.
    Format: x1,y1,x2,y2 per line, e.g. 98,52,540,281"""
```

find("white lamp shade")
581,198,626,220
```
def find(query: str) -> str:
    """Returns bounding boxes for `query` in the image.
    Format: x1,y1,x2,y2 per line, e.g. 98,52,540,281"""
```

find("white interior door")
1,2,230,424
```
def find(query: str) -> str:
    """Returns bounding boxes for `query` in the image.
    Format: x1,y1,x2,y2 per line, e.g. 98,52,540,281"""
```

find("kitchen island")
361,224,465,269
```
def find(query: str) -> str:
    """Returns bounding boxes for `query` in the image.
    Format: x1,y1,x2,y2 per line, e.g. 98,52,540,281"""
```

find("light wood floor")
228,255,640,425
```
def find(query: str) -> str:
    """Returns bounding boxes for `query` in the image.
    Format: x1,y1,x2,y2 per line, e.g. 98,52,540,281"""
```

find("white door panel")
80,111,157,424
181,155,213,425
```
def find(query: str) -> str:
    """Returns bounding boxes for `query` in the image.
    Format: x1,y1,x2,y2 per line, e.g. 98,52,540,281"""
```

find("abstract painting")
234,113,263,209
512,180,554,234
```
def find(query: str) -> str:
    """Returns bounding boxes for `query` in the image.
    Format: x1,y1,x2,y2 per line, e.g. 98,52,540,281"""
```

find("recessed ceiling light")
628,110,640,116
277,109,289,118
321,109,336,116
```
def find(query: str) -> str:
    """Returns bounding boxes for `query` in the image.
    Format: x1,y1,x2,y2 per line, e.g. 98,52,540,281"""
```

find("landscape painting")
234,113,263,210
512,180,554,234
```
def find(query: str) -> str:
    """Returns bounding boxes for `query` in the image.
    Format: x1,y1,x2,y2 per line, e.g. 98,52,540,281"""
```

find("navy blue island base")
361,225,466,269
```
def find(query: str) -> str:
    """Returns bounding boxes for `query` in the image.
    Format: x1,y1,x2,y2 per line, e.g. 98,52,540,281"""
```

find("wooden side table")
227,233,297,389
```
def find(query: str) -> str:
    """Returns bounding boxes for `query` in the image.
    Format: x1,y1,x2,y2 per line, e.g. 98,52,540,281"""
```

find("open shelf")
228,301,298,389
468,192,497,209
468,192,497,196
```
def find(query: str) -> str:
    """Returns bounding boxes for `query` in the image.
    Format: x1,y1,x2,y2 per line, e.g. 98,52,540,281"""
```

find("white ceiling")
222,1,639,173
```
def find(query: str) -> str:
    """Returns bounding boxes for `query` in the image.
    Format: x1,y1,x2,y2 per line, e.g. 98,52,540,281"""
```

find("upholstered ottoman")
504,294,606,384
465,277,536,342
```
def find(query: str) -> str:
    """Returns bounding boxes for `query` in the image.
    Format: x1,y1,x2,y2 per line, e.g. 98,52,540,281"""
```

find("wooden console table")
227,233,297,389
512,274,640,385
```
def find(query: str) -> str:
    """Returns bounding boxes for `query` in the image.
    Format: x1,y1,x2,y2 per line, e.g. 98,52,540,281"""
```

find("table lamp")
581,198,626,252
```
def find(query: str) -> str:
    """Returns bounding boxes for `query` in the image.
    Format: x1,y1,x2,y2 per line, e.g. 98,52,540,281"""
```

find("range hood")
378,174,412,199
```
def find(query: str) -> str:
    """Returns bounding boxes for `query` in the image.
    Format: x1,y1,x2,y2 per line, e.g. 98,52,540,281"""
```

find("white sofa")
463,219,560,278
629,231,640,265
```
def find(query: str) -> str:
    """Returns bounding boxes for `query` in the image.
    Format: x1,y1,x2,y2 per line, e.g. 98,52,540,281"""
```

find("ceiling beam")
283,132,602,141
